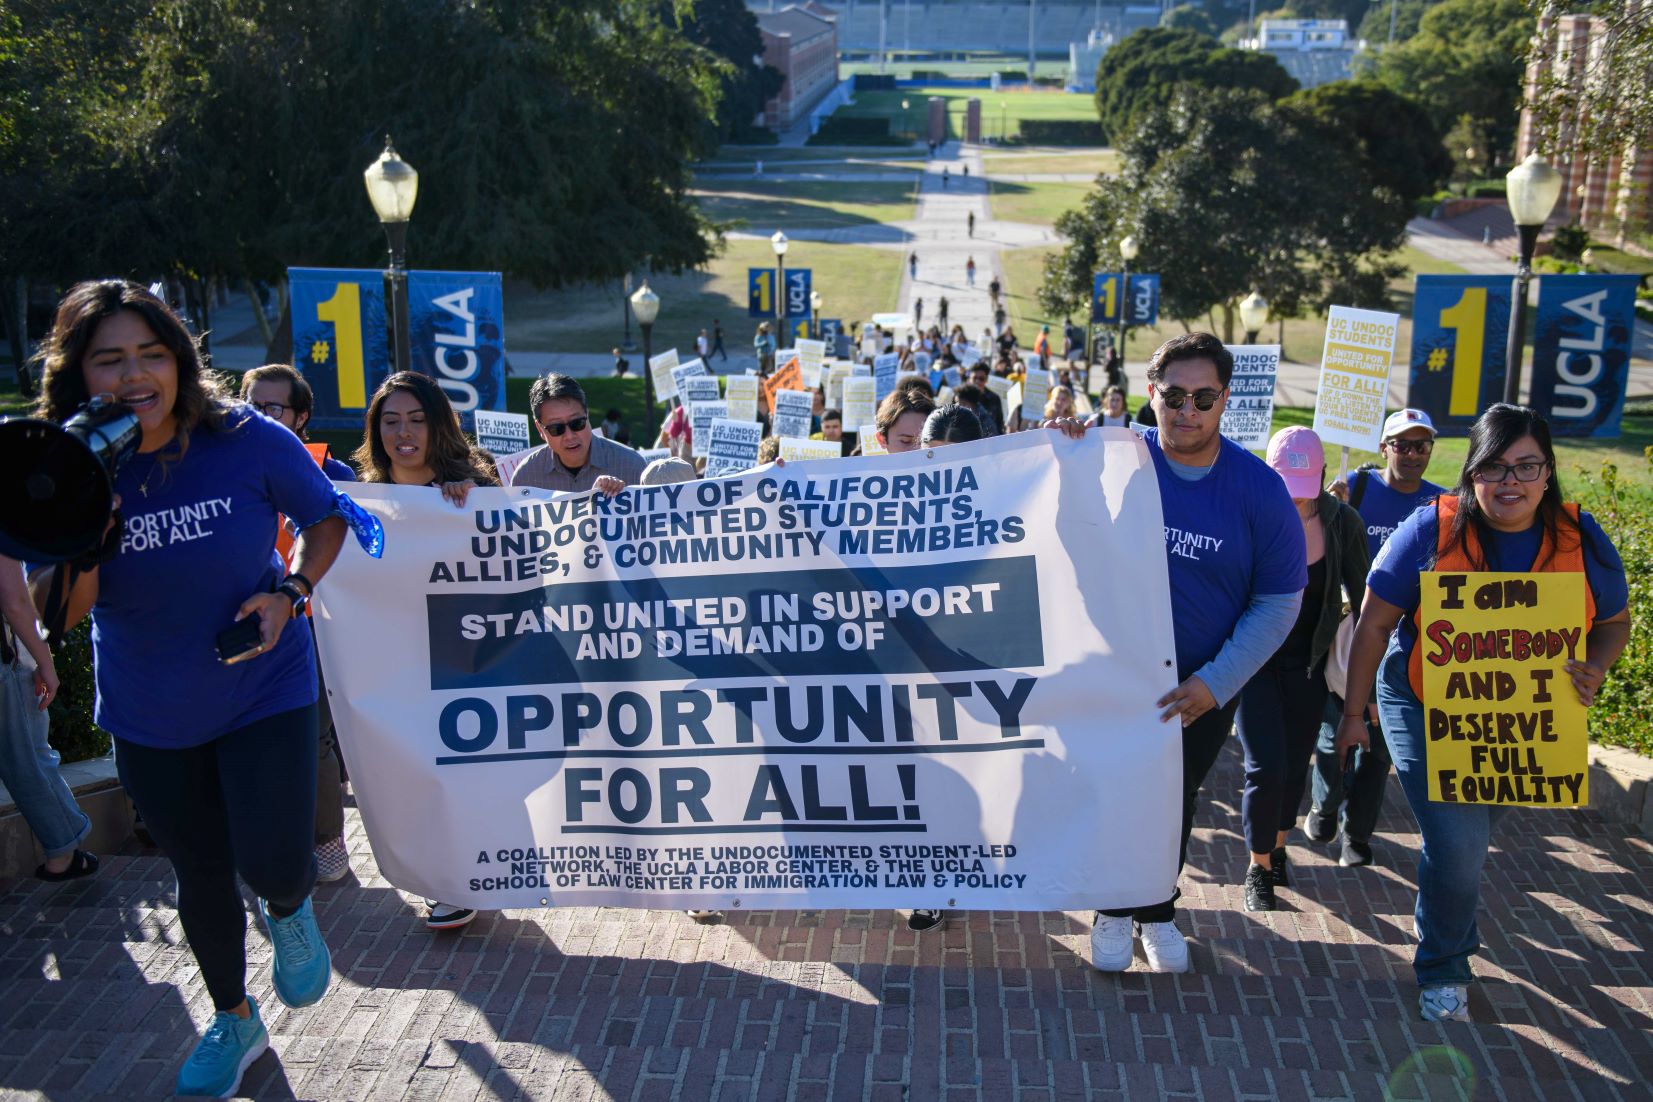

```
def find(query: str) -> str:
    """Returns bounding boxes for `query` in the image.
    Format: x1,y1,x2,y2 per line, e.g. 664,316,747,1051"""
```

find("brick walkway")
2,735,1650,1100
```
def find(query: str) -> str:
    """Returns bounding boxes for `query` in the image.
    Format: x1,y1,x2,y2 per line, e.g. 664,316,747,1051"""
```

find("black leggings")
116,704,319,1011
1233,659,1330,856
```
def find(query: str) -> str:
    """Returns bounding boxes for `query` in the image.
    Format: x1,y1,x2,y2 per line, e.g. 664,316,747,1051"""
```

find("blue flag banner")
1406,275,1512,436
819,318,843,343
290,267,508,432
783,270,813,326
747,268,775,318
1091,273,1159,325
1529,274,1641,438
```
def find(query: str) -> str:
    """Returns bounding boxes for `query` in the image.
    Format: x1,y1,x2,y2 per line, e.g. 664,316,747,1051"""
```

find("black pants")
1312,691,1391,844
116,704,319,1011
1233,658,1330,856
314,657,345,844
1101,696,1242,925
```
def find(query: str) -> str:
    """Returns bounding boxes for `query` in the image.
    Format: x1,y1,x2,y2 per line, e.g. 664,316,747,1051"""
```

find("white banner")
1313,306,1398,451
1220,345,1281,450
795,339,826,389
314,431,1181,912
678,376,721,406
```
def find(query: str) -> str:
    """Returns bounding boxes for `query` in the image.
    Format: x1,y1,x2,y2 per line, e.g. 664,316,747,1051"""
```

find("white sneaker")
1089,913,1134,972
686,909,723,925
424,900,477,931
1137,920,1190,973
1419,985,1471,1022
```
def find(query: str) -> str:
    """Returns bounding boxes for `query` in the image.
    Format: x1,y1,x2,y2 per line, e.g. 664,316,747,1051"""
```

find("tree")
1093,27,1298,144
1355,0,1440,46
1160,4,1219,38
1364,0,1533,160
673,0,785,148
1525,0,1653,173
1281,80,1453,206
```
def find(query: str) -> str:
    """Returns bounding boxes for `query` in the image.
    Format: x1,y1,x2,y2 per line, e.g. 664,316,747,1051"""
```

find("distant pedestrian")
942,167,950,189
612,348,630,377
753,322,775,375
968,211,975,237
988,275,1001,304
938,296,950,328
909,252,918,278
966,257,976,287
753,159,763,178
695,328,710,361
712,319,727,361
963,164,970,178
914,297,924,327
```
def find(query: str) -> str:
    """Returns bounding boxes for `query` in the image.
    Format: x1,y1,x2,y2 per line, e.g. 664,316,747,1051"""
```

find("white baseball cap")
1381,408,1437,439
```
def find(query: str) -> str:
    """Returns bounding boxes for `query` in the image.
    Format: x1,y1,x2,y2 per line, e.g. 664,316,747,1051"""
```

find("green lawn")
981,148,1120,177
692,179,919,230
987,179,1090,226
701,147,927,170
832,86,1099,143
839,59,1072,80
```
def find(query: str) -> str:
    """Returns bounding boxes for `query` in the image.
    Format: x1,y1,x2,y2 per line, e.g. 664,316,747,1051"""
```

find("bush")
1578,453,1653,756
1012,119,1105,145
1465,181,1507,199
46,622,111,763
1551,222,1590,262
1534,256,1583,275
810,115,892,142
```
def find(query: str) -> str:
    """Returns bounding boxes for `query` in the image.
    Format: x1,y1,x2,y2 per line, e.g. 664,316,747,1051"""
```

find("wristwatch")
278,572,313,616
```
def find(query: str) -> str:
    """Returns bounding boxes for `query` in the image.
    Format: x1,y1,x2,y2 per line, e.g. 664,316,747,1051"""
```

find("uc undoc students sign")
313,432,1182,912
289,267,507,431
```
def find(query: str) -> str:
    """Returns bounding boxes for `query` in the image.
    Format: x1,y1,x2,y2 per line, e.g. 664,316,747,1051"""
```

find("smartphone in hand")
215,617,266,665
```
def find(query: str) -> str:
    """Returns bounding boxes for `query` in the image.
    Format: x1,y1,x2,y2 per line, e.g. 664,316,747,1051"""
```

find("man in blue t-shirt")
1310,408,1444,868
1052,332,1307,974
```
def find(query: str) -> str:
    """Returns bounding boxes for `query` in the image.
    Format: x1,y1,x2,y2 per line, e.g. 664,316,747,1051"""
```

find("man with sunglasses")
1309,409,1445,867
1049,332,1306,973
513,373,647,493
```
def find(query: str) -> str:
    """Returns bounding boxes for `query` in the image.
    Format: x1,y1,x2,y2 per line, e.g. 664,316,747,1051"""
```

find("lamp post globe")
1239,291,1269,344
1118,235,1139,263
630,282,661,411
1501,153,1565,404
1115,234,1139,389
363,136,418,374
810,290,823,340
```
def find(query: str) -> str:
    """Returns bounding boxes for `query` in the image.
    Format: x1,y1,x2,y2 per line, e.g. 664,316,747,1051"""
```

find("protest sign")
1219,345,1280,450
495,445,544,487
777,436,843,462
762,360,804,416
913,351,933,374
703,418,764,479
772,389,814,439
688,400,727,459
984,374,1014,402
724,375,760,423
826,364,852,410
842,376,877,431
1024,355,1042,374
650,348,681,403
1021,370,1050,422
1419,571,1589,806
638,447,670,463
474,410,531,457
861,433,889,455
1313,306,1399,452
1529,273,1641,438
795,339,826,389
314,431,1181,912
678,376,721,406
670,359,709,399
873,354,900,402
1406,276,1512,435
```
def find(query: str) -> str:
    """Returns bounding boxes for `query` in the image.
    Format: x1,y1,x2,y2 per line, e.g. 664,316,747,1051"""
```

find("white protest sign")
1025,354,1042,374
913,351,933,373
703,418,764,479
650,348,681,403
314,431,1181,912
984,374,1014,401
724,374,760,423
778,436,844,462
474,410,531,457
689,399,728,459
670,359,710,400
1220,345,1281,450
678,376,721,406
1313,307,1399,451
841,376,877,432
873,353,900,402
772,389,814,439
860,433,889,455
795,338,827,388
1005,383,1024,427
1021,370,1050,422
495,444,545,487
826,363,852,410
638,447,671,463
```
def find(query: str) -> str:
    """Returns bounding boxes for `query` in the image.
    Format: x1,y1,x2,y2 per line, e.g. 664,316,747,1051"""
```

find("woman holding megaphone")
26,280,381,1098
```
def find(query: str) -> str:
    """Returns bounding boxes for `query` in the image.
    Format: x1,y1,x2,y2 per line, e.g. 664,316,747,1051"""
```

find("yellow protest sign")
1312,305,1398,451
1420,571,1589,806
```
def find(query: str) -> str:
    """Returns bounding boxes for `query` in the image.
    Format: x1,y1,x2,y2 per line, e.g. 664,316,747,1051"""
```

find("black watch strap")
277,581,309,615
283,571,315,599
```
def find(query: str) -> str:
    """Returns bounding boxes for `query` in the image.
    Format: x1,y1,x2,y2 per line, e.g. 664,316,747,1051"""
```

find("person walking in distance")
914,297,924,330
967,211,976,238
1047,333,1306,973
695,328,710,361
1309,408,1446,866
988,274,1001,306
966,257,977,287
909,252,918,279
711,318,728,362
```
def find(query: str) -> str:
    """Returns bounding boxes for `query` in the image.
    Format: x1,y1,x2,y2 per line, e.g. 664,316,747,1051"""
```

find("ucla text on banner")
1090,273,1159,325
289,267,506,432
1406,276,1512,436
1219,345,1280,450
1528,273,1640,439
313,432,1182,911
1419,571,1588,806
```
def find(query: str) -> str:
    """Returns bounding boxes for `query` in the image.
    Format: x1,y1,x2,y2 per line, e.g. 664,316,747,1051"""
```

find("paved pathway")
3,738,1650,1099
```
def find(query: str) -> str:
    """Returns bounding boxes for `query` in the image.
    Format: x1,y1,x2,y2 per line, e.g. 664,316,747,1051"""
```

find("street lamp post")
902,99,911,142
1501,153,1564,405
771,230,790,351
1239,290,1269,344
363,136,419,375
810,290,822,341
630,282,660,412
622,272,636,352
1117,234,1138,390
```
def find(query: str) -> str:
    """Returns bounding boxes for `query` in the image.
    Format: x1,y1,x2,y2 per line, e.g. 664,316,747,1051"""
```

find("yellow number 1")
1439,287,1486,417
316,282,366,408
1098,276,1117,320
756,273,772,315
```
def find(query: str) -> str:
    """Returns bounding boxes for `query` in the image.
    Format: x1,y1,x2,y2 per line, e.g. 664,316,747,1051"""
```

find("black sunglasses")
1158,387,1225,412
540,415,589,437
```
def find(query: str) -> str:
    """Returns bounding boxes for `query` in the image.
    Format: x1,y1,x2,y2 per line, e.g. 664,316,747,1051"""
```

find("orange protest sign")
761,358,803,414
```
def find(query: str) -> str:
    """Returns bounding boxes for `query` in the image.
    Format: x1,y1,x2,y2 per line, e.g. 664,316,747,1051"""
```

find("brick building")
1518,4,1652,238
756,5,840,132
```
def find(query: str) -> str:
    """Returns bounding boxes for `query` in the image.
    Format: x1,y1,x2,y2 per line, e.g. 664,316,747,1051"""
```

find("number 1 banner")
1406,276,1512,436
1091,273,1160,326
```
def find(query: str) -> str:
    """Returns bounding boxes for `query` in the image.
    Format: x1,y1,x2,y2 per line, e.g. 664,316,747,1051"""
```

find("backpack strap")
1349,468,1369,511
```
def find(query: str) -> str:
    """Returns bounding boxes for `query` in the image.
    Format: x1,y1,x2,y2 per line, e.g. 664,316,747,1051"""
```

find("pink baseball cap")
1266,426,1325,500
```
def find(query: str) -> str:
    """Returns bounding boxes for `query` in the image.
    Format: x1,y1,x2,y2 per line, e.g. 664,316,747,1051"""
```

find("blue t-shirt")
1368,504,1629,702
1144,429,1309,677
1350,468,1443,559
92,410,341,747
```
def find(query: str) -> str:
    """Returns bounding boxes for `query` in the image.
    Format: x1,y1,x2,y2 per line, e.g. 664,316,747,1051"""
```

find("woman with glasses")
1336,404,1631,1023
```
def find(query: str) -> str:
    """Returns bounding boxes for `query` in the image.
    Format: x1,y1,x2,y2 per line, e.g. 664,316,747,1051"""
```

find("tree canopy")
1092,27,1299,144
1524,0,1653,168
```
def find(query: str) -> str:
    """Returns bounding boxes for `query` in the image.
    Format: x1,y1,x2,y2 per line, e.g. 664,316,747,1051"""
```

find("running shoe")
1089,913,1134,972
1244,864,1275,912
175,995,268,1098
1138,921,1190,973
907,909,946,932
426,901,477,931
260,897,332,1008
1340,837,1374,867
1304,806,1336,844
1419,985,1471,1023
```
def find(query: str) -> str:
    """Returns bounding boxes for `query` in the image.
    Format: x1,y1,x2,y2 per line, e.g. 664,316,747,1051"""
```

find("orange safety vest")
1407,495,1595,698
274,443,337,614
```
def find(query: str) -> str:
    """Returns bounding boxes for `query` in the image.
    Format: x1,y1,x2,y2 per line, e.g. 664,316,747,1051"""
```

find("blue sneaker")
175,996,269,1098
259,896,332,1008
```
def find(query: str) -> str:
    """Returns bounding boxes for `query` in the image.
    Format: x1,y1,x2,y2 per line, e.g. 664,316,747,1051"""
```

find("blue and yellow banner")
1091,273,1159,325
1529,274,1640,438
1406,275,1512,435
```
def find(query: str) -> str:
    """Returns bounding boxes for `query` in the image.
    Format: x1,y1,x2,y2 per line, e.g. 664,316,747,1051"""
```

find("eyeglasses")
1157,387,1225,412
253,401,289,419
1473,460,1549,484
1383,438,1433,456
540,415,589,437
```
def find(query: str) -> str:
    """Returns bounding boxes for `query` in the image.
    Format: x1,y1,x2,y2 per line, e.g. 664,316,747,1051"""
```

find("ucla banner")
314,432,1182,912
289,267,507,432
1091,273,1160,326
1528,274,1640,438
1407,275,1512,435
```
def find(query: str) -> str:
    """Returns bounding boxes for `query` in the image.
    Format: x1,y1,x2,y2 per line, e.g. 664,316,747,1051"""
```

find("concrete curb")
1588,742,1653,839
0,755,133,879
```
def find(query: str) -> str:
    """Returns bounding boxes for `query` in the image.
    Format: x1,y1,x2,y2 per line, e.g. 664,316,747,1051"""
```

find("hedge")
1011,119,1105,146
47,622,111,764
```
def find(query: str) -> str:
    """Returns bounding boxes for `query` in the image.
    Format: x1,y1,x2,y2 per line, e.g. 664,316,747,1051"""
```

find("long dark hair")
1443,403,1576,569
34,279,234,461
354,372,498,486
921,402,983,446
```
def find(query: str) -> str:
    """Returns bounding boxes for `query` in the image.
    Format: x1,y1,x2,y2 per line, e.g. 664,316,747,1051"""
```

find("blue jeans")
1311,691,1391,844
0,659,91,860
1377,655,1509,988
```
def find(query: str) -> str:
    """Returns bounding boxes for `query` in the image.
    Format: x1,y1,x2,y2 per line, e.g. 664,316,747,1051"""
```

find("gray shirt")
513,433,647,492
